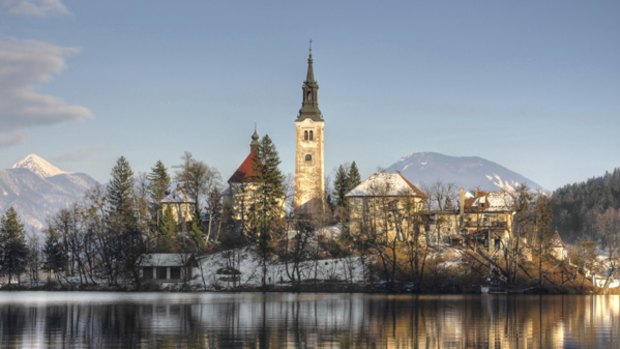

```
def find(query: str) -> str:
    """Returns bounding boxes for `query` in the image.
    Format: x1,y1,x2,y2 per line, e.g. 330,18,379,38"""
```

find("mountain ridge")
386,152,545,193
1,154,99,232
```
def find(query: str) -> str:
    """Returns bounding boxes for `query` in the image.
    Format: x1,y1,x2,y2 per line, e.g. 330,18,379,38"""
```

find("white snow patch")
11,153,67,177
190,248,367,290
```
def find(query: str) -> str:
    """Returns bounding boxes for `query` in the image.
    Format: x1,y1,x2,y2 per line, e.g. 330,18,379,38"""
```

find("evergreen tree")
0,207,28,284
347,161,361,191
42,225,68,282
147,160,170,224
107,156,136,230
248,134,285,286
333,164,349,208
105,156,142,284
158,206,177,252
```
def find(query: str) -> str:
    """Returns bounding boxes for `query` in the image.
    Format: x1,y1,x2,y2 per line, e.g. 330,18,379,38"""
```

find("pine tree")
147,160,170,224
105,156,142,284
249,134,285,236
107,156,136,230
347,161,361,192
0,207,28,284
42,225,68,282
248,134,285,286
159,206,177,252
333,164,349,208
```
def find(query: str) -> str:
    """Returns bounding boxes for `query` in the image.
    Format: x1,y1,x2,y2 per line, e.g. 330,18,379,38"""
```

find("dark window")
307,91,313,102
309,130,314,140
157,267,167,280
304,131,308,141
143,267,153,280
305,154,312,161
170,267,181,280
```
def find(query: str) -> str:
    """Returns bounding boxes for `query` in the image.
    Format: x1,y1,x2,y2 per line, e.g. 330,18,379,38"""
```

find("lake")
0,292,618,348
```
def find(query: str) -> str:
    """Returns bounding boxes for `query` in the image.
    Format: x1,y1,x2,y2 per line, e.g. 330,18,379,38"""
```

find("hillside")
551,168,620,242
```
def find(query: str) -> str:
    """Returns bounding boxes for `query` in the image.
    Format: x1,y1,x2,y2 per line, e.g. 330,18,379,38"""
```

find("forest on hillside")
552,168,620,242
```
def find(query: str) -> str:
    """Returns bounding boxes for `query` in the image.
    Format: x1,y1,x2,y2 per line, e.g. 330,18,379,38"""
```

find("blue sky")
1,0,618,190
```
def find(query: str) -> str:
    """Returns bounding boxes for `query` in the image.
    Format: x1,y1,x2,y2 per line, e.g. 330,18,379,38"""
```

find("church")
225,46,327,226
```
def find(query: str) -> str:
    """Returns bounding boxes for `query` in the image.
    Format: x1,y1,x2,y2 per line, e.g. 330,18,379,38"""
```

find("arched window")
309,130,314,141
305,154,312,161
307,91,313,102
304,130,308,141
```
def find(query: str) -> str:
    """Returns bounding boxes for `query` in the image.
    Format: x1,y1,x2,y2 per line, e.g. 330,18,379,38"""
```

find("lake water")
0,292,618,348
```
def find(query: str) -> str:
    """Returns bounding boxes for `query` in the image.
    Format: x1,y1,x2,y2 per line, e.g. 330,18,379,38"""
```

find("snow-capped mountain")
386,152,545,193
0,154,99,232
11,153,68,178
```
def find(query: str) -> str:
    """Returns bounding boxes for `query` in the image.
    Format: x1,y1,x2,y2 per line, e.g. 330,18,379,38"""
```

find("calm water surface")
0,292,618,348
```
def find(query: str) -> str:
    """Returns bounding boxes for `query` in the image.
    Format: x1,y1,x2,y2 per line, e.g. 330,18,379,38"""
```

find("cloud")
52,146,108,163
0,131,26,147
0,0,70,17
0,38,92,147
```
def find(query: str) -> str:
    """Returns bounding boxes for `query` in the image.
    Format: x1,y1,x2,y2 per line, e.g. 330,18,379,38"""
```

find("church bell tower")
294,43,325,216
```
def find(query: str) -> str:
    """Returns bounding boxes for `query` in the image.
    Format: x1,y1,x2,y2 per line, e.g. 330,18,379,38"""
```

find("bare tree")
596,208,620,287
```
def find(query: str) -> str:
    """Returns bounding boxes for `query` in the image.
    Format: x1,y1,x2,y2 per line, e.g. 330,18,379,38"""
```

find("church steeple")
297,40,323,122
306,41,315,83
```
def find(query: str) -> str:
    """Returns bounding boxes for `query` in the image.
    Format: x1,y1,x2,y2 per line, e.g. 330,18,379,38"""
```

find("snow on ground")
189,247,367,290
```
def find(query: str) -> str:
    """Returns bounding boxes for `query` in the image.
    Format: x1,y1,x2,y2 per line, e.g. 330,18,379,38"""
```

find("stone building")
346,172,427,240
161,187,195,224
224,131,261,225
294,46,326,217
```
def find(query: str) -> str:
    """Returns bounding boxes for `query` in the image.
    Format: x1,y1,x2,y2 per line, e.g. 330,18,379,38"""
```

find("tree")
158,206,177,252
332,161,361,227
247,135,285,286
42,225,68,284
347,162,361,191
175,152,221,240
0,207,28,284
422,181,457,244
147,160,171,225
596,208,620,286
107,156,137,231
535,194,553,288
105,156,142,285
333,165,349,208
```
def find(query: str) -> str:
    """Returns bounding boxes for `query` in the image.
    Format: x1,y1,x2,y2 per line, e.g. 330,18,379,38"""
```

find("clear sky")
1,0,618,190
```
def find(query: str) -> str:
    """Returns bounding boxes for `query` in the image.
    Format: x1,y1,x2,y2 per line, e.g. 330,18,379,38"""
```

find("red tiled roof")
397,173,427,198
228,150,259,183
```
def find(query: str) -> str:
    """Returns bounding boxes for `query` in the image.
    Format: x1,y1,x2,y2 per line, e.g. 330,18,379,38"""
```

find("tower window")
304,130,308,141
307,91,313,102
305,154,312,161
309,130,314,140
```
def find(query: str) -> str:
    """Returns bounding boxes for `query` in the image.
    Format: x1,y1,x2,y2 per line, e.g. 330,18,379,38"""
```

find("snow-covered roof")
470,192,514,211
346,172,426,198
161,188,194,204
136,253,194,267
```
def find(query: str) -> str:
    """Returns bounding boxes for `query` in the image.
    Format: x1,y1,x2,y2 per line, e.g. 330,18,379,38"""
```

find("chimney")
459,188,465,216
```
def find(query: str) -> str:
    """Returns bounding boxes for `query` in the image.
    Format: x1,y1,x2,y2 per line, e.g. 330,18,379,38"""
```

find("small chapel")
225,46,327,226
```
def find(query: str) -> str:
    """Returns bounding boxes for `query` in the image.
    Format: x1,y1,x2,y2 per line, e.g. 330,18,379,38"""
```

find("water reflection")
0,292,618,348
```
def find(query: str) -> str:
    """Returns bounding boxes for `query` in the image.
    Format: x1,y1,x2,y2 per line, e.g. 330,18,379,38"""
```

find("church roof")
346,172,426,198
228,149,259,183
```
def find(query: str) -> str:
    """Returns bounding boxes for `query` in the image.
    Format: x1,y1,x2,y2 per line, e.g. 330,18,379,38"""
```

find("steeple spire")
250,126,259,151
306,39,315,83
297,41,323,122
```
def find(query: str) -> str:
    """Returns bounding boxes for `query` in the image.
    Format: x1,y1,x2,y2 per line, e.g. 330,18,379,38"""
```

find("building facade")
294,46,326,217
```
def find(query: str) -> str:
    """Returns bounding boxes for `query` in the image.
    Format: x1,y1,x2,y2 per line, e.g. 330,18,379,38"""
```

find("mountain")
385,152,545,192
0,154,99,232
